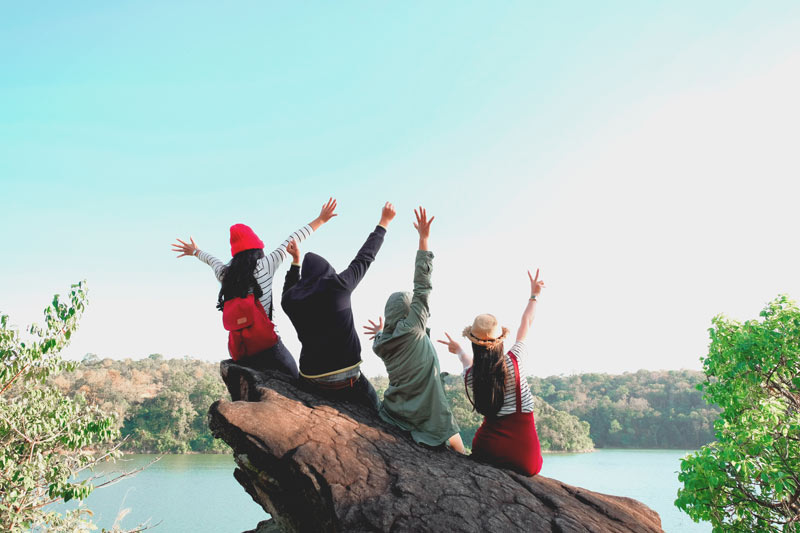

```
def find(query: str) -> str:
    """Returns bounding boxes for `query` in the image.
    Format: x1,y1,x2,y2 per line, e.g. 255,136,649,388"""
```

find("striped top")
196,224,313,326
463,341,534,415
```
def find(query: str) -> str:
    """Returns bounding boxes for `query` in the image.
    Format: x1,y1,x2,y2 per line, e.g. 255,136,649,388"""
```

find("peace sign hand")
437,332,463,355
172,237,198,258
363,316,384,340
529,268,545,297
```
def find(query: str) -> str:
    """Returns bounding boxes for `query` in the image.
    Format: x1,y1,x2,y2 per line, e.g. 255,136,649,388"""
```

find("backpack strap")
508,351,522,414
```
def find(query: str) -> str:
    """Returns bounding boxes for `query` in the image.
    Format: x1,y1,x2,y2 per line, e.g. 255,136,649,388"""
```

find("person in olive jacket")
281,202,396,410
363,207,465,453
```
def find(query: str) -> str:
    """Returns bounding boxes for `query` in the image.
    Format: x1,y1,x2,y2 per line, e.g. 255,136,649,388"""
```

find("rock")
243,519,281,533
211,361,663,533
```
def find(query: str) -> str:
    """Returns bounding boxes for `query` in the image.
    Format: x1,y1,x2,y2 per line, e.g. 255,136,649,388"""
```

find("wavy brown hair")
470,342,508,417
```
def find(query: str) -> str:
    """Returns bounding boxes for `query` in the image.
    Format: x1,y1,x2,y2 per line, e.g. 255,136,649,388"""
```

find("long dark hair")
216,249,265,311
470,342,508,417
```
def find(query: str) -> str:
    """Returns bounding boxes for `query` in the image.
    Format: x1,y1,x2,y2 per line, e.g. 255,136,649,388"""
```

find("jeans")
237,338,299,379
300,373,380,412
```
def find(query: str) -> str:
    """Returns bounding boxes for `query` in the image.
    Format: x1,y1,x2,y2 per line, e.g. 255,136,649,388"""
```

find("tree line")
50,356,717,453
529,369,719,449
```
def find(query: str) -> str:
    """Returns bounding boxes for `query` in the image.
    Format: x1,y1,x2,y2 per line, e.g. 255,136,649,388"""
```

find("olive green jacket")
372,250,460,446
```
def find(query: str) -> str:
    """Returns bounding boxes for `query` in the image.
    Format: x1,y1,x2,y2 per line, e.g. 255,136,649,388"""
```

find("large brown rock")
209,361,663,533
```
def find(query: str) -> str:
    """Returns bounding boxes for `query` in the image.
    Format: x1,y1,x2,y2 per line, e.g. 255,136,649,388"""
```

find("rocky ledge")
209,361,663,533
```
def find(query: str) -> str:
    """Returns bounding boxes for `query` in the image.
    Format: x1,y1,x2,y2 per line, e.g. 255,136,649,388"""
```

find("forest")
50,355,717,453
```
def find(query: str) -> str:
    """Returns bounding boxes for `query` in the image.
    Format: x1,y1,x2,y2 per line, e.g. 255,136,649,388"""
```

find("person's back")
365,207,465,452
281,202,397,410
439,268,546,475
283,254,362,377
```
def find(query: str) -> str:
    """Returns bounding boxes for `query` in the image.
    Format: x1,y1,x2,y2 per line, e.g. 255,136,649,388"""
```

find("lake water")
67,450,709,532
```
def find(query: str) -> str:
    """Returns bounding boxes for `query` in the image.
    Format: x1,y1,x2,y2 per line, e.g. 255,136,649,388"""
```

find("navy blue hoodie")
281,225,386,377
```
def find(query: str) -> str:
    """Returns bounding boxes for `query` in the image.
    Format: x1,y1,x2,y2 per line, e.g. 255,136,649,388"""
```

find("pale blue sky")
2,2,799,376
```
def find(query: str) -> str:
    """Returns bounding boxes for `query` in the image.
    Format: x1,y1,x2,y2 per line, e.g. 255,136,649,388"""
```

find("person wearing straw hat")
438,270,545,475
171,198,339,377
362,207,465,453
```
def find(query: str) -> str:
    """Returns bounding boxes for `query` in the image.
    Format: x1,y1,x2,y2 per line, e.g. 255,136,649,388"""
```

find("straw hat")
462,314,509,348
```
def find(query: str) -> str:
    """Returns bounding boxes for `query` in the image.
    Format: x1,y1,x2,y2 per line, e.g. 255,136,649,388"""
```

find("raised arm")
172,236,226,281
516,268,545,343
338,202,395,290
282,239,301,295
404,207,435,330
266,198,338,267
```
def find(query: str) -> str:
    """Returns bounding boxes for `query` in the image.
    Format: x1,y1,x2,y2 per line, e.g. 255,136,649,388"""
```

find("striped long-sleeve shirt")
196,224,313,325
463,341,535,415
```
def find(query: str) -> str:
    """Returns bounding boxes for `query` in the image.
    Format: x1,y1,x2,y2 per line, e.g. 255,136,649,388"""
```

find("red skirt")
472,411,543,476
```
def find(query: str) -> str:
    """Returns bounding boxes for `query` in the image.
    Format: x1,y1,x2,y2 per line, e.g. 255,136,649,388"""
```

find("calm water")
542,449,709,533
66,450,709,532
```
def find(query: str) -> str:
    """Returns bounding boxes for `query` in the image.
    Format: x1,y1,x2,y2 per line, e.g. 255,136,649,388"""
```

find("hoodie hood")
301,252,336,281
383,291,412,334
283,252,338,306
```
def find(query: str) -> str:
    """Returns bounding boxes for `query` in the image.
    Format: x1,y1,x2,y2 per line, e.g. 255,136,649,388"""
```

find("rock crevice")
210,362,663,533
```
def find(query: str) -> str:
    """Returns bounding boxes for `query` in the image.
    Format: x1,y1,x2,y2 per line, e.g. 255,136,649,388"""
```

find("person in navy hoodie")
281,202,396,410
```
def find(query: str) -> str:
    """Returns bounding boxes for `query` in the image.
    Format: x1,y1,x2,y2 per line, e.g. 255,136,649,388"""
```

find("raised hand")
172,237,198,258
362,316,384,340
437,332,463,355
413,206,434,240
379,202,396,227
529,268,545,297
318,197,338,223
286,238,300,264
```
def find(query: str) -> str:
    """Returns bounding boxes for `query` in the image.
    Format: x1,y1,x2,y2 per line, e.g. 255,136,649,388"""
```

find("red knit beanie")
229,224,264,256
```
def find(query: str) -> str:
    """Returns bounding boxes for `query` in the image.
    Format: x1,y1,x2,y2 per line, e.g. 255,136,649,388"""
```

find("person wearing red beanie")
228,223,265,256
171,198,338,376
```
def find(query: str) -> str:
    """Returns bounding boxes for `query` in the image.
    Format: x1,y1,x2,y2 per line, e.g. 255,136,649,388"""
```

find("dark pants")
300,374,379,412
237,338,299,379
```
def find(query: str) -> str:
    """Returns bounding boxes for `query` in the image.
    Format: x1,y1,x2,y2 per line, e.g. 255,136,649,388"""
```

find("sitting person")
281,202,396,410
363,207,465,453
438,269,546,475
171,198,338,378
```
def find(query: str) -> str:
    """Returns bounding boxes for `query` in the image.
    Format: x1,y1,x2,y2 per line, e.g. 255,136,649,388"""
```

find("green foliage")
676,296,800,532
0,282,127,532
530,369,718,449
53,356,229,454
533,399,594,452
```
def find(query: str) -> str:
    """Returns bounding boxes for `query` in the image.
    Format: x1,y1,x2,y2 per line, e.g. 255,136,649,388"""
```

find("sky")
2,2,799,378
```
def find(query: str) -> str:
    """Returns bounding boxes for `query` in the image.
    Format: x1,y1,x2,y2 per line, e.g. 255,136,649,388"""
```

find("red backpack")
221,294,278,361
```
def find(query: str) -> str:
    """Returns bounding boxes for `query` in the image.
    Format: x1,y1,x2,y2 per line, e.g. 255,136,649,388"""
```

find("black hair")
470,342,508,417
216,249,265,311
